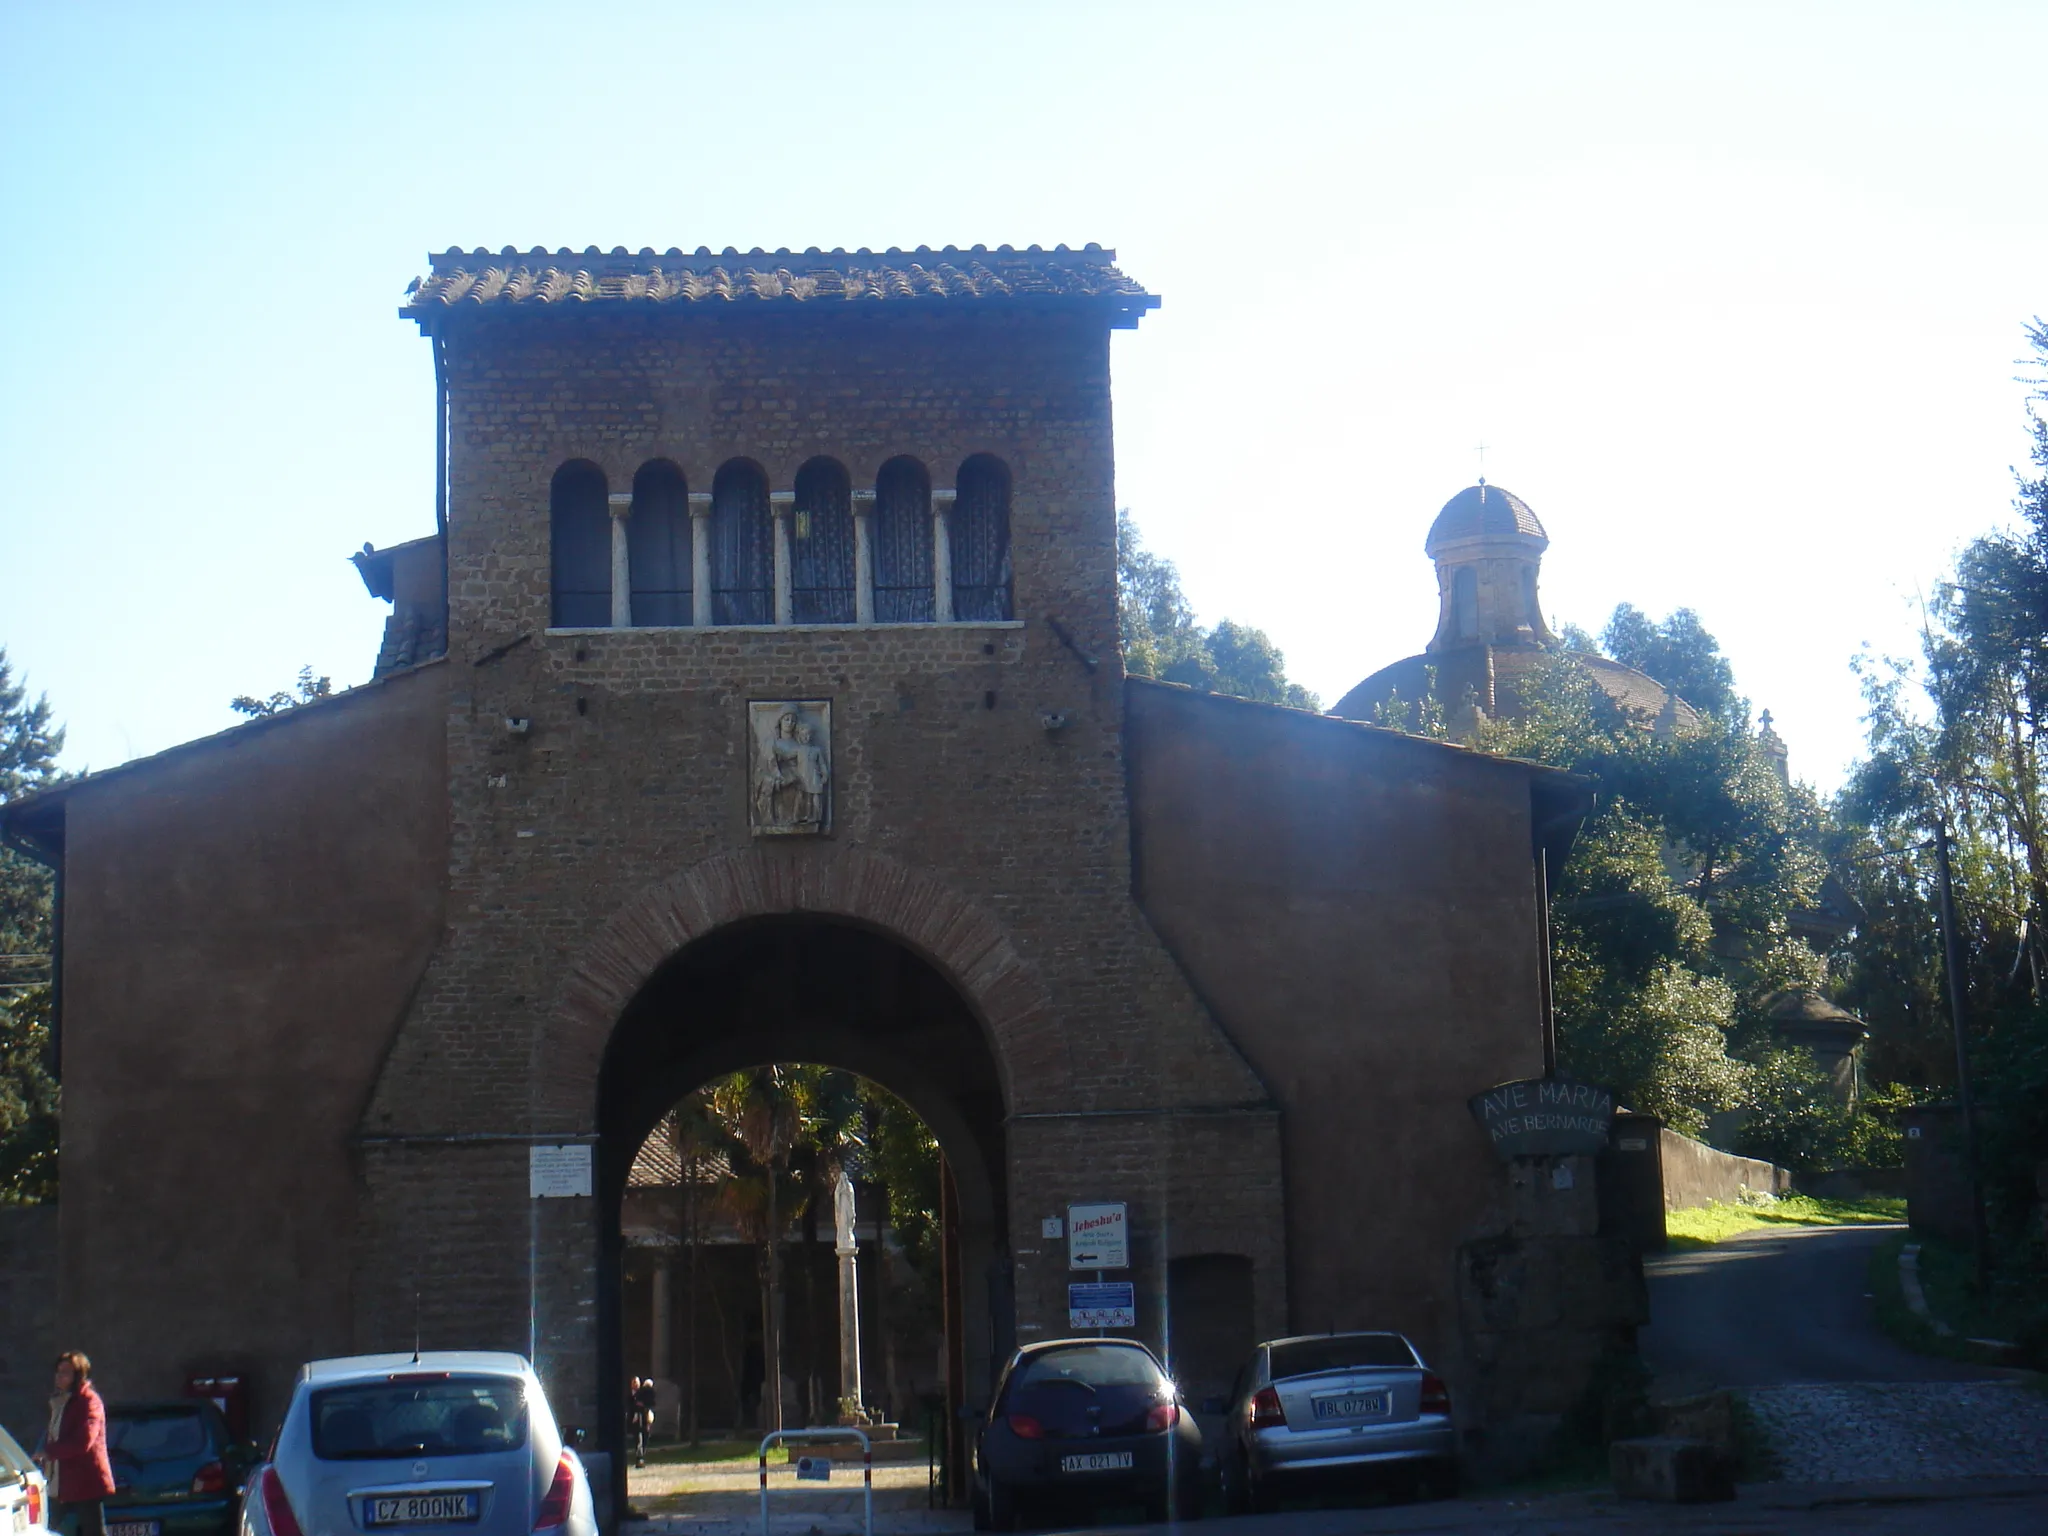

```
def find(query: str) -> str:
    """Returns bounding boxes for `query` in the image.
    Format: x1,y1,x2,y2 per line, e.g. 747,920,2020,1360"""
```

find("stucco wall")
1124,681,1551,1373
1659,1126,1791,1211
0,1205,59,1448
54,664,448,1430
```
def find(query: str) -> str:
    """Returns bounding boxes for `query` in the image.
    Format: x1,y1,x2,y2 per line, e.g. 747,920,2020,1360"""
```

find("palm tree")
710,1068,802,1431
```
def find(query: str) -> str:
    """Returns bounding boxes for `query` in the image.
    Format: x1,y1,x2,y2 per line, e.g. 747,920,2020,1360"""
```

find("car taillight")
26,1483,42,1528
1419,1373,1452,1415
1248,1386,1285,1429
534,1451,576,1530
192,1462,228,1495
259,1468,305,1536
1144,1403,1179,1433
1005,1414,1044,1440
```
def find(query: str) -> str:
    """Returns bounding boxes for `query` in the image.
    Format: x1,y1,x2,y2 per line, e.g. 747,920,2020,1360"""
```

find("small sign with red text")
1067,1201,1129,1269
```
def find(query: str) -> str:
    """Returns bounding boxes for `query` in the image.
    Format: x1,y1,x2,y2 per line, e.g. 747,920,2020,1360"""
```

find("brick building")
2,244,1618,1477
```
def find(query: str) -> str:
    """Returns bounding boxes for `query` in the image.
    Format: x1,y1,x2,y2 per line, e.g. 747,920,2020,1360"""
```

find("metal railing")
756,1428,872,1536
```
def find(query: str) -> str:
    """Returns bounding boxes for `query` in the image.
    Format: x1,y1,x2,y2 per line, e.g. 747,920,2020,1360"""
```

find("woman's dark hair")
53,1350,91,1382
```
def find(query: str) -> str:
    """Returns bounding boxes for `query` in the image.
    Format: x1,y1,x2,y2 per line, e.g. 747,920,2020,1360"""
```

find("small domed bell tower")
1425,480,1558,653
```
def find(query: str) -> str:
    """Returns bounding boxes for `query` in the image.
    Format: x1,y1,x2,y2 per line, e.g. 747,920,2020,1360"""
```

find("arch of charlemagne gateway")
0,243,1643,1487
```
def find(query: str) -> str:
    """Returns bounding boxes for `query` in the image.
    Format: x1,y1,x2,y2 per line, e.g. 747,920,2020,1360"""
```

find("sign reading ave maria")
1468,1078,1616,1159
1066,1202,1129,1269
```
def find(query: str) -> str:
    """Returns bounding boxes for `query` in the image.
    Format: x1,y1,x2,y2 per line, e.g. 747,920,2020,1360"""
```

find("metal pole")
1536,846,1557,1078
757,1429,872,1536
1932,818,1992,1291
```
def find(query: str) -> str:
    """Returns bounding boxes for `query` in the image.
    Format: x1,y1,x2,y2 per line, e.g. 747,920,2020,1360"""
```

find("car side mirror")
1199,1397,1228,1415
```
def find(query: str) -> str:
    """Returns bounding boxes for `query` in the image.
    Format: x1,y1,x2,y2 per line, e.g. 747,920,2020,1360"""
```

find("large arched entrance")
594,914,1010,1503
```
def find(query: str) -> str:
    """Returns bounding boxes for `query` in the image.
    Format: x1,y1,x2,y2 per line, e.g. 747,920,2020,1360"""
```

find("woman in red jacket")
42,1351,115,1536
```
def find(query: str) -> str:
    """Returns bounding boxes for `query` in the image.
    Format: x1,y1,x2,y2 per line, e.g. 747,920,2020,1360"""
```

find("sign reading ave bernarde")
1468,1078,1616,1158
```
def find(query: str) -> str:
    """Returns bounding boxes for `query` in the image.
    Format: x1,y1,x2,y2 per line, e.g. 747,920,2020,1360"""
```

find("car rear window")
1011,1346,1164,1391
108,1409,210,1463
311,1377,529,1461
0,1424,31,1479
1003,1345,1170,1437
1268,1335,1419,1379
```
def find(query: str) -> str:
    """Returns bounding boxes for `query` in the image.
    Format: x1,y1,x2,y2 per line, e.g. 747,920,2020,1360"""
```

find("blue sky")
4,1,2043,789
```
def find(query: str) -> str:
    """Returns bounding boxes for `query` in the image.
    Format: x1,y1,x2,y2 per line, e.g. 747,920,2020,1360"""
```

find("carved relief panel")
748,699,832,836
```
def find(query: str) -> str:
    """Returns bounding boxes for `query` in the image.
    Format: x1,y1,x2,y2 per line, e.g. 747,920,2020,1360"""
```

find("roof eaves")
0,656,449,828
1124,674,1586,783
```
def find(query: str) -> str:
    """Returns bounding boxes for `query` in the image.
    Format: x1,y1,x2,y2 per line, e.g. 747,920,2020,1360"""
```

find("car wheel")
983,1475,1019,1532
1248,1476,1280,1515
1219,1454,1249,1516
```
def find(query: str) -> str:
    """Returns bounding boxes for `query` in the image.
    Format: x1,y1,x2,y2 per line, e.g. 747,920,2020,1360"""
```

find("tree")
230,665,333,718
1602,604,1746,725
0,647,64,1203
1829,318,2048,1260
1475,644,1828,1133
1117,513,1320,710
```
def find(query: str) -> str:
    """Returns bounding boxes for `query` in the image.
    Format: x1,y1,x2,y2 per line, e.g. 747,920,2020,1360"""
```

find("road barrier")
757,1428,872,1536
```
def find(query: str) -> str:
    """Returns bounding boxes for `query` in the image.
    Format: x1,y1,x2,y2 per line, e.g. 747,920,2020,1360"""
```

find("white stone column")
770,490,795,626
852,488,876,625
834,1170,863,1421
608,492,634,628
688,492,713,627
931,487,956,623
651,1257,673,1384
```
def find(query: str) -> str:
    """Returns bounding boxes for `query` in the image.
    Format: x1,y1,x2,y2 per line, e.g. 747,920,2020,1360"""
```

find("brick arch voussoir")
545,847,1046,1126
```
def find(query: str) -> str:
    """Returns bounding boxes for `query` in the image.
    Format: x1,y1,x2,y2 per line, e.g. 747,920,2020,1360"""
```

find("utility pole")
1932,817,1992,1291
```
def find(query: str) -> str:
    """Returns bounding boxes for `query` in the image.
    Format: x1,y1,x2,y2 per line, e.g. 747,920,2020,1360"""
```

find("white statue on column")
834,1167,864,1423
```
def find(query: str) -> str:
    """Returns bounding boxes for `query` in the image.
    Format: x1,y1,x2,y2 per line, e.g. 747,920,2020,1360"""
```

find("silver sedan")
239,1352,595,1536
1211,1332,1456,1511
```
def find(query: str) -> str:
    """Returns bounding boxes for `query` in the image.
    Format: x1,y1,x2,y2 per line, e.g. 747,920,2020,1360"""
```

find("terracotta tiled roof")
403,244,1156,325
1426,483,1548,551
627,1112,731,1188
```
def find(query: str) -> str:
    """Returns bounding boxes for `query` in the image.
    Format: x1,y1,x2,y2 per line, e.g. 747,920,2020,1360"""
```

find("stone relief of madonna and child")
748,700,832,835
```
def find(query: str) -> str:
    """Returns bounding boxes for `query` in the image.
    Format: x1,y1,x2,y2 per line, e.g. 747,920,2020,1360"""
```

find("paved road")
1638,1222,1999,1393
626,1479,2048,1536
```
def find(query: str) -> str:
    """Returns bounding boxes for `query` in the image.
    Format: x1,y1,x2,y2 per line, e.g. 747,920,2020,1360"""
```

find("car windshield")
311,1377,529,1461
1268,1335,1418,1380
108,1409,211,1464
0,1424,31,1479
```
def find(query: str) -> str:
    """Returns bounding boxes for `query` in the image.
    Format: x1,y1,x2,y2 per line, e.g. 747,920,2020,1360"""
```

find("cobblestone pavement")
1745,1381,2048,1482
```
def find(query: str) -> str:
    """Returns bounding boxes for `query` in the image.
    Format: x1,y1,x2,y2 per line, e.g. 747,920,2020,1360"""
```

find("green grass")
1868,1228,2048,1371
638,1438,782,1467
1664,1193,1906,1251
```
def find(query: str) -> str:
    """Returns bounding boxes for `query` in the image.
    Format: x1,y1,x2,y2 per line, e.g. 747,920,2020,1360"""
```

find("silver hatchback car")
1213,1332,1456,1511
239,1353,595,1536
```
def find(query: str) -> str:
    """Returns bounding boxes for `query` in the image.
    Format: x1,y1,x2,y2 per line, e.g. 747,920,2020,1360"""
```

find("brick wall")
353,300,1281,1423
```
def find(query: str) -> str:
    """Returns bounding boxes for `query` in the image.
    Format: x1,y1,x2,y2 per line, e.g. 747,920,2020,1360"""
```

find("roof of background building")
402,244,1157,325
1425,482,1548,551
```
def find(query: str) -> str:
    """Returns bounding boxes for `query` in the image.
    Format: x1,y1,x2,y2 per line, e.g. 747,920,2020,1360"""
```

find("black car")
971,1339,1202,1530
